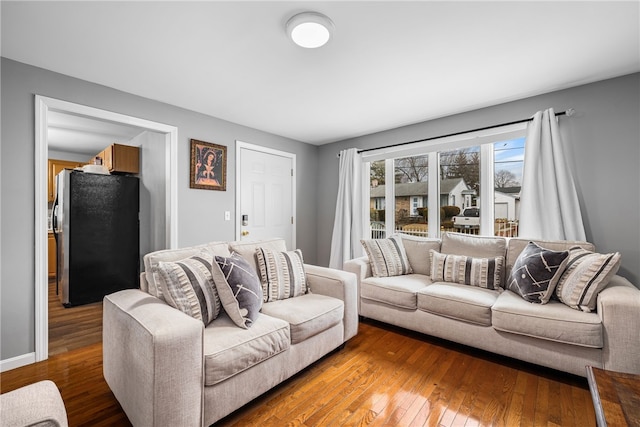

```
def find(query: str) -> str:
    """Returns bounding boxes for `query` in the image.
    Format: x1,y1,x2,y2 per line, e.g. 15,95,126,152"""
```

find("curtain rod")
353,108,574,155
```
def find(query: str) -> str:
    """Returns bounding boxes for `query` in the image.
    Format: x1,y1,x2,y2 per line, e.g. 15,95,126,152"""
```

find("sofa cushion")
143,242,230,300
399,235,441,276
361,235,412,277
429,250,504,290
261,293,344,344
155,253,221,325
506,238,594,279
211,252,263,329
228,238,287,275
256,248,307,302
203,312,290,386
417,282,499,326
440,232,507,259
506,241,569,304
492,290,603,348
360,274,432,309
555,247,622,312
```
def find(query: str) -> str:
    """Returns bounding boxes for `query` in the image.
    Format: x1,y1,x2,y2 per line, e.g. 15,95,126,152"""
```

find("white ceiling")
47,111,147,156
2,1,639,146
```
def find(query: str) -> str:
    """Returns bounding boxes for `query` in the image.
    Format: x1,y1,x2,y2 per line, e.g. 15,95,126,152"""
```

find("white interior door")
236,141,295,249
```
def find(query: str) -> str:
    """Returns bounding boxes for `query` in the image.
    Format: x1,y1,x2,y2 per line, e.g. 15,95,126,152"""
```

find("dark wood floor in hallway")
48,278,103,356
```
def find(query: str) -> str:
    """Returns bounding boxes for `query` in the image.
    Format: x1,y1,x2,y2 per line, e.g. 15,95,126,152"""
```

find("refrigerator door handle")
52,176,60,235
52,204,59,236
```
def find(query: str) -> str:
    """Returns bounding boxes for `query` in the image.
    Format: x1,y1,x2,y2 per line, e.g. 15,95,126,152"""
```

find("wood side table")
586,366,640,426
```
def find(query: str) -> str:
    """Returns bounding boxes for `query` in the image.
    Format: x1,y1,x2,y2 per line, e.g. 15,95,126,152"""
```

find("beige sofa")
0,380,68,427
344,232,640,377
103,238,358,427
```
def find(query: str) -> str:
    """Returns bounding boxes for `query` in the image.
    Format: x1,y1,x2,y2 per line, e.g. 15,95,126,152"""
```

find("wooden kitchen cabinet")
48,231,56,278
96,143,139,174
48,159,84,202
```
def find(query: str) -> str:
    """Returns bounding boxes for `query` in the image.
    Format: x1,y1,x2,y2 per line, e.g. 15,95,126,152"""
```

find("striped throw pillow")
430,249,504,290
555,246,621,312
361,235,412,277
155,253,221,325
256,248,307,302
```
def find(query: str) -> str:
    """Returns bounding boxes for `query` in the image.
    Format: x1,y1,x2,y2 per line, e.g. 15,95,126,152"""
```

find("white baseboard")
0,352,36,372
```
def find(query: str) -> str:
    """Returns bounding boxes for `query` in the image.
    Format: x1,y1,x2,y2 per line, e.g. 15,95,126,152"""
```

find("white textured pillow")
361,235,412,278
155,253,221,325
256,248,307,302
430,249,504,290
555,246,621,312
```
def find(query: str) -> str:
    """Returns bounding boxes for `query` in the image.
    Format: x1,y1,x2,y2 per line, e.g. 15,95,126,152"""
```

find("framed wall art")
190,139,227,191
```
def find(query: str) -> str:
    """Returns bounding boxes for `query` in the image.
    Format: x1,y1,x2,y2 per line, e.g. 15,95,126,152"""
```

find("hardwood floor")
1,316,595,426
48,278,103,355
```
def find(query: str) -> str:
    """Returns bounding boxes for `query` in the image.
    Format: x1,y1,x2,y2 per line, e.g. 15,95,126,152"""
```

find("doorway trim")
235,141,296,248
34,95,179,362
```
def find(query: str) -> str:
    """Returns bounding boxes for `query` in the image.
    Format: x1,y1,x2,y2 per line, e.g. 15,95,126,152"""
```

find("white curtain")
329,148,364,269
519,108,586,241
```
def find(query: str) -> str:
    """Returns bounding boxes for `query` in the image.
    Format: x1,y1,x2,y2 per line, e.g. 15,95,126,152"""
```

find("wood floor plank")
393,344,452,426
443,359,482,426
534,376,550,426
547,378,563,426
418,351,467,426
435,358,478,426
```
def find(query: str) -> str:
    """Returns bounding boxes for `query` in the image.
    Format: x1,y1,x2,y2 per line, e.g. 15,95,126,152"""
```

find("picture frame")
190,139,227,191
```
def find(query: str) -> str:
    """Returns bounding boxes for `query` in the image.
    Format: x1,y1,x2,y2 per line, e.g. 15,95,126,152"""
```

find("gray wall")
135,131,167,261
317,73,640,286
0,58,318,361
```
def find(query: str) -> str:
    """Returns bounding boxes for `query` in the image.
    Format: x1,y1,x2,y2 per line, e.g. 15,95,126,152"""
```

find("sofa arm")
343,256,371,282
1,380,68,427
305,264,358,341
103,289,204,427
597,275,640,375
343,256,371,314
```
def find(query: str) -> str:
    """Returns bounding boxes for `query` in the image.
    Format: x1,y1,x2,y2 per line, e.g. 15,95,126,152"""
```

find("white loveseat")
344,232,640,377
103,238,358,427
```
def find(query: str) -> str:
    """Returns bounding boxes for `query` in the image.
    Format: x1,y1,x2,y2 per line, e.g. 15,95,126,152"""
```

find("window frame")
362,123,527,239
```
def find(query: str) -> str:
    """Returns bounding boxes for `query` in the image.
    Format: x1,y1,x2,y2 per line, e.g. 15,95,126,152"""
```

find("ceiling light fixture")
286,12,334,48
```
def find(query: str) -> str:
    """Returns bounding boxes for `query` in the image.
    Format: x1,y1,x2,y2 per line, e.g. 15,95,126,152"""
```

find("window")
494,136,525,237
369,160,386,238
440,146,480,235
394,156,428,237
364,126,526,239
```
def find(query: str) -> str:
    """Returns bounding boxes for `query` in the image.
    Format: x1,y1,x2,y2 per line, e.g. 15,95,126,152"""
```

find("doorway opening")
35,95,179,362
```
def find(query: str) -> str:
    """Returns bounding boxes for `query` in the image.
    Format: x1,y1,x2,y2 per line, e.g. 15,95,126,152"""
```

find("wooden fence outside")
370,219,519,239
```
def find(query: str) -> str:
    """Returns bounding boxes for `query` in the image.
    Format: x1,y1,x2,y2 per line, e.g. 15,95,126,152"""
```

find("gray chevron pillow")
211,252,263,328
508,242,569,304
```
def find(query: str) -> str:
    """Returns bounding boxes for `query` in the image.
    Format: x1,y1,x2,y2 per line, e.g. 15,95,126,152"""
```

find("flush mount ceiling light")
286,12,334,48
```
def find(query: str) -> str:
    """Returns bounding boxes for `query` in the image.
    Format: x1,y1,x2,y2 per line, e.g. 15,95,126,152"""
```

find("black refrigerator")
52,169,140,307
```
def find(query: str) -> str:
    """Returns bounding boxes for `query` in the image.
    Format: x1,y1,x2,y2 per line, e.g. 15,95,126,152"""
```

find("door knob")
241,230,250,236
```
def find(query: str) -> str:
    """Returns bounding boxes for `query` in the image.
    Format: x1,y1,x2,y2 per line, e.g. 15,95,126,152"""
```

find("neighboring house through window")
365,127,526,238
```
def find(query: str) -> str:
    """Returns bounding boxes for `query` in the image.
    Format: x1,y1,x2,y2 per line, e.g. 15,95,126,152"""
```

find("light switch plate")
224,211,230,221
